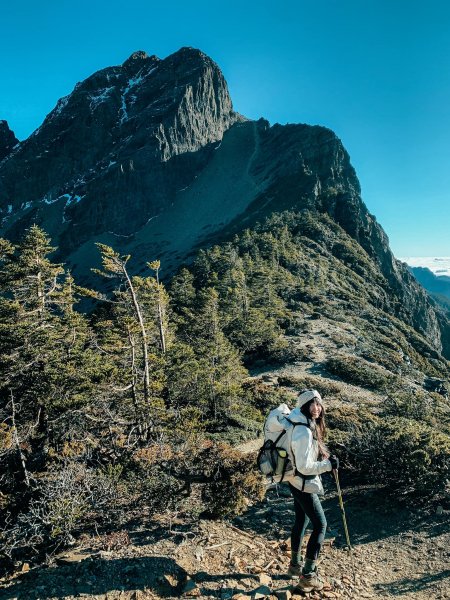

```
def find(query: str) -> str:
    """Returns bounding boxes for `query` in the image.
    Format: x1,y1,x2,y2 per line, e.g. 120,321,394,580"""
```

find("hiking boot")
294,568,324,593
287,562,303,577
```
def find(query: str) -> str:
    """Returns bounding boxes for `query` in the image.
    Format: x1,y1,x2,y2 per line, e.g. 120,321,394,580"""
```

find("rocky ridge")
410,267,450,302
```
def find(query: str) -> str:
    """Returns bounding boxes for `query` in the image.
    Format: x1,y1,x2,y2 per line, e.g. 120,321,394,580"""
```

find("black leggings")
289,483,327,561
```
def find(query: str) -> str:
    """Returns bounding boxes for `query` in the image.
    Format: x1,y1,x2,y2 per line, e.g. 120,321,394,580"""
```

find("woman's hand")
329,455,339,470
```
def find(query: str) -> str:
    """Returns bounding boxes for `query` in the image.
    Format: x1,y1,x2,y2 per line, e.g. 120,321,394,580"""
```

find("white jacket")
285,407,332,494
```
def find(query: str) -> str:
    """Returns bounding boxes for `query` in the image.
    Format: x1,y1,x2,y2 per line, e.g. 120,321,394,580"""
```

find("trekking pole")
333,469,351,549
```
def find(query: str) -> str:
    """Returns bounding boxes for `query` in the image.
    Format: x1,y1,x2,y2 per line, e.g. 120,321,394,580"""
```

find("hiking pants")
289,484,327,561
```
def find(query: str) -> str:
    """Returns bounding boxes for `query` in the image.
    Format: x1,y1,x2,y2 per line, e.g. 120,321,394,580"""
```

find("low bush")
326,355,393,390
278,374,343,397
199,443,265,518
130,438,266,520
360,347,404,373
383,390,450,435
343,417,450,499
326,402,379,433
0,462,124,560
242,380,294,416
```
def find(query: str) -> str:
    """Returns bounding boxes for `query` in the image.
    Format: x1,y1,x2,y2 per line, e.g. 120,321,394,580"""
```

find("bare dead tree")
9,390,30,487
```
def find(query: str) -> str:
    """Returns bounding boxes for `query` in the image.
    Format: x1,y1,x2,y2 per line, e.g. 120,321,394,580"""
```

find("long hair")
300,399,328,460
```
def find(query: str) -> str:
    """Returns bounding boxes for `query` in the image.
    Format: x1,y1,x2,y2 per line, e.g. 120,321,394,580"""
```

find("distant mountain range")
401,257,450,310
402,257,450,278
408,265,450,313
1,47,449,357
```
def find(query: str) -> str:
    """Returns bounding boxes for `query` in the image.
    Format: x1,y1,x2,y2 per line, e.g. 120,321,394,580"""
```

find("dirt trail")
1,481,449,600
248,317,385,407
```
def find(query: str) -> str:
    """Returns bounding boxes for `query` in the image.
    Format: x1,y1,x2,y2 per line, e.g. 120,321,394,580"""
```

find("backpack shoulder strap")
273,429,287,445
284,418,313,479
285,417,311,430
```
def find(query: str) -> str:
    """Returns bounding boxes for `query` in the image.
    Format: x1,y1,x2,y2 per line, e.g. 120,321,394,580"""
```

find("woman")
286,389,339,593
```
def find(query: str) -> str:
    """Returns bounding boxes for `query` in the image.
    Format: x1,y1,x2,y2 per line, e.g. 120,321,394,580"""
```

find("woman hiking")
286,389,339,593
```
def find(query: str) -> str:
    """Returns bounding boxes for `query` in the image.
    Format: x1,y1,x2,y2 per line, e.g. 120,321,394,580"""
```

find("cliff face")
0,48,448,356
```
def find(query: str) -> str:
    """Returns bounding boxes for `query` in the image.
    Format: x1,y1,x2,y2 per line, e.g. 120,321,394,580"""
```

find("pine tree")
93,244,169,438
186,288,247,425
94,244,152,403
169,268,196,313
0,227,106,484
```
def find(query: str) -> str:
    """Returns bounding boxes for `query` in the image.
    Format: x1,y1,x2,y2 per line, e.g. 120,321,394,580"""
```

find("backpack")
256,403,311,484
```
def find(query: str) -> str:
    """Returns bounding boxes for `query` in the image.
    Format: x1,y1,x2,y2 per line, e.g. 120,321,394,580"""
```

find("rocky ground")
1,480,449,600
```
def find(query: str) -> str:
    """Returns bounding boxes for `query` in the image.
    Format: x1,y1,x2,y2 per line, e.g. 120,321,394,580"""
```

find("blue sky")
1,0,449,256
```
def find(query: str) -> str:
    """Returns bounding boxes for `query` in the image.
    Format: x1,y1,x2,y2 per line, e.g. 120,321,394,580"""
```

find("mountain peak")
122,50,159,70
124,50,149,61
1,49,448,359
173,46,209,59
0,120,19,161
165,46,219,70
0,46,240,234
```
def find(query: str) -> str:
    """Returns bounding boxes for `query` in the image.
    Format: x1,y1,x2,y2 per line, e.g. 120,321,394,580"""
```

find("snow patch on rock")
43,196,60,205
89,87,115,110
61,193,85,224
61,193,83,206
118,66,158,124
119,73,143,123
53,95,70,118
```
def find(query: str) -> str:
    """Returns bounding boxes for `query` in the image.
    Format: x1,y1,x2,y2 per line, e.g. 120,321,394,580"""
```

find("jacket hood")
287,407,310,425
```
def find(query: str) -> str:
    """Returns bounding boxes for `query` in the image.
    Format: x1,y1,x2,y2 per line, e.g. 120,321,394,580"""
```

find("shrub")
140,466,186,514
0,465,91,559
326,402,379,432
242,379,295,416
325,402,380,457
199,443,265,518
277,374,343,397
383,390,450,436
383,390,433,422
0,461,127,563
130,439,266,520
326,355,393,390
344,417,450,499
269,343,310,365
360,347,404,373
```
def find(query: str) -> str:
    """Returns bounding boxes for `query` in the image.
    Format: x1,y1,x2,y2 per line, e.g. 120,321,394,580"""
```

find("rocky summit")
0,120,18,162
0,47,449,357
